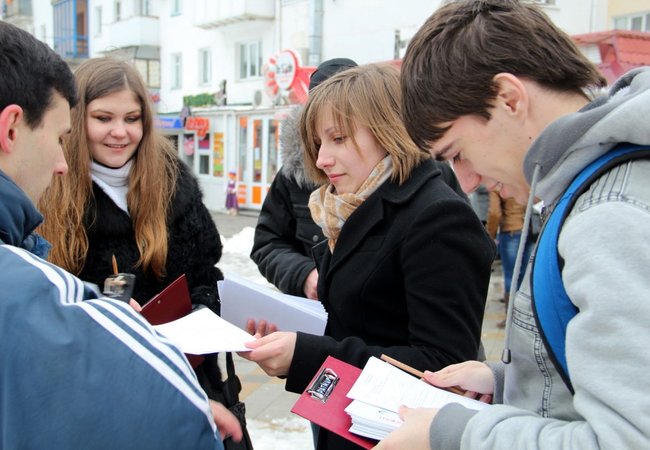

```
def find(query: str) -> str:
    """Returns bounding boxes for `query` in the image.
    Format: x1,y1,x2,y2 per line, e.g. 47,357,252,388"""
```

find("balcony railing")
193,0,274,29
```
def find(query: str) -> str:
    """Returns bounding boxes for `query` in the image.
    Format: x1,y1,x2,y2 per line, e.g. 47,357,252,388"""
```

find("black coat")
79,161,223,311
250,171,325,296
79,161,226,398
285,158,495,450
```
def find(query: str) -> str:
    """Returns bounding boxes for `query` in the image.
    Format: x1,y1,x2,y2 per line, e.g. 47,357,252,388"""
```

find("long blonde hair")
300,63,429,186
38,58,178,279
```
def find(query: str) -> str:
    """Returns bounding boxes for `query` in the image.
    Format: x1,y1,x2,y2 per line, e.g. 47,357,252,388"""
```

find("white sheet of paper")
347,357,489,413
153,307,256,354
220,272,327,335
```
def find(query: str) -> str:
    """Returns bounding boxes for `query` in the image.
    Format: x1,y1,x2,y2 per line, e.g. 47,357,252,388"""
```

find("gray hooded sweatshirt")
430,67,650,449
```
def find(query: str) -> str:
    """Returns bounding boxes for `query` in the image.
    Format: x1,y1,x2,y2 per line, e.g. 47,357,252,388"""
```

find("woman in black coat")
38,58,243,443
241,63,495,450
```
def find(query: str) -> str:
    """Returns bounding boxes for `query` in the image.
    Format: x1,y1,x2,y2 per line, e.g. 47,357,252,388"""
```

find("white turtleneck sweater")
90,160,133,215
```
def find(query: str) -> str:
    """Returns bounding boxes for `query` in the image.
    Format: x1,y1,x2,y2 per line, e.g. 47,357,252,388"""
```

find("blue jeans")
498,231,535,293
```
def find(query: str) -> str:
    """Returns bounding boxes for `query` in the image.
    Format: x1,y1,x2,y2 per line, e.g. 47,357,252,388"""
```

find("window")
197,134,211,175
95,6,103,35
135,0,152,16
171,0,182,16
199,48,211,85
135,59,161,89
171,53,182,89
614,12,650,32
114,0,121,21
239,41,263,80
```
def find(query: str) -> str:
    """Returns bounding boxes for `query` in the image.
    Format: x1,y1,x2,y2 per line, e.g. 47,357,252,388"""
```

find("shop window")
213,132,225,178
266,120,279,182
252,119,263,182
183,134,195,168
238,116,248,184
197,134,211,175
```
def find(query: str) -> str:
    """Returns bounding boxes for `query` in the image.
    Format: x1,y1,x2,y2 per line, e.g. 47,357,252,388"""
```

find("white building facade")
16,0,609,211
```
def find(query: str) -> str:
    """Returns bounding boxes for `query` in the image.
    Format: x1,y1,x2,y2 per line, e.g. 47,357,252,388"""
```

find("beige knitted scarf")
309,156,393,252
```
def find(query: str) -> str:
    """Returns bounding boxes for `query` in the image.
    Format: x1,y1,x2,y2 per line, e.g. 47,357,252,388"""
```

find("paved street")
210,209,506,449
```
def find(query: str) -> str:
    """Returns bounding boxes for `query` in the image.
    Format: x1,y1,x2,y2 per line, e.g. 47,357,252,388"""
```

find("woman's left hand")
246,319,278,337
238,331,297,377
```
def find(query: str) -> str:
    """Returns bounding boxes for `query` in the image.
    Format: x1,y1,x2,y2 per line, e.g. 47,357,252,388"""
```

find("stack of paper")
219,272,328,336
345,357,489,441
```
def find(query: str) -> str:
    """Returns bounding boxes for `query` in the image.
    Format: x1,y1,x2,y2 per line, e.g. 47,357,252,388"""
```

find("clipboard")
141,275,204,368
291,356,376,449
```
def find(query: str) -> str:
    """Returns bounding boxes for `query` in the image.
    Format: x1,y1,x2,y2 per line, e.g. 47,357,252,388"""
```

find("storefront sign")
185,117,210,138
275,50,299,90
263,49,315,104
155,116,183,130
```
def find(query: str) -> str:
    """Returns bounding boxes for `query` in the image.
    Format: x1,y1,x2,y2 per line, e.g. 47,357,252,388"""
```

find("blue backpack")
531,143,650,394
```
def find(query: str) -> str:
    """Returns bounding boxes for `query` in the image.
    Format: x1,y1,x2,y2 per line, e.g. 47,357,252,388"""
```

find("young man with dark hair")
0,21,239,449
376,1,650,449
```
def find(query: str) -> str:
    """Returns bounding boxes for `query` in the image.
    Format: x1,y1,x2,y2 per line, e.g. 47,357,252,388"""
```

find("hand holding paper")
239,331,297,377
153,307,256,354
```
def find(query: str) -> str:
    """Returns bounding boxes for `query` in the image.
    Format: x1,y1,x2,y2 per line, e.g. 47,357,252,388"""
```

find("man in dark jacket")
0,21,237,449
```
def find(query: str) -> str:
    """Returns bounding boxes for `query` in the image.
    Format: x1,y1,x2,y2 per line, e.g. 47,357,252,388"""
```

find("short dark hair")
401,0,606,151
0,22,77,128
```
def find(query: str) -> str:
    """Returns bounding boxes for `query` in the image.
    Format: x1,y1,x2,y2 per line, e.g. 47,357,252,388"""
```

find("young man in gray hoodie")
376,1,650,449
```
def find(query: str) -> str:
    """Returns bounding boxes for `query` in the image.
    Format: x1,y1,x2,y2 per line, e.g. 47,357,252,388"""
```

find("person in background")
485,191,535,328
468,185,489,226
379,0,650,448
251,57,358,300
241,63,495,450
37,57,236,429
0,21,239,449
225,170,239,216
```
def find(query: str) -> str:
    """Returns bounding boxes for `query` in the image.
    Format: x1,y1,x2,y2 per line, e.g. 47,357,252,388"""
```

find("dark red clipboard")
291,356,377,449
140,274,204,368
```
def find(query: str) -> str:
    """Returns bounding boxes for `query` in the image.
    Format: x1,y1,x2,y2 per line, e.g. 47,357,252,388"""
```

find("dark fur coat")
79,160,226,396
79,160,223,311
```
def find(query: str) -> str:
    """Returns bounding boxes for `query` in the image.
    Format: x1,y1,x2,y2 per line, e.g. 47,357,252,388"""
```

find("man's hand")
238,331,296,377
209,400,243,442
303,269,319,300
373,406,437,450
